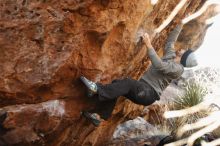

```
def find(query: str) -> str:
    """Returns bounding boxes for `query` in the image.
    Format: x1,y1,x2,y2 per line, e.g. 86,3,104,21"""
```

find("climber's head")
180,49,198,68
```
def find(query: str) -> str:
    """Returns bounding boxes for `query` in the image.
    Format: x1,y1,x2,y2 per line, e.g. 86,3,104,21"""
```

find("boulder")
0,0,216,145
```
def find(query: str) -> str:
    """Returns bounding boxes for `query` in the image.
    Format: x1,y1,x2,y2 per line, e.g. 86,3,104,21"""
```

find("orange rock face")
0,0,214,145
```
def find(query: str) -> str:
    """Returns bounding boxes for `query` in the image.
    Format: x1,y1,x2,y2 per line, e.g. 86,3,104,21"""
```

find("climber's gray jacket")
140,25,184,97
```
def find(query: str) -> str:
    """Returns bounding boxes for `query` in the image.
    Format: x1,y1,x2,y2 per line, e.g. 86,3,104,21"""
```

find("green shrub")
173,82,207,110
171,82,208,136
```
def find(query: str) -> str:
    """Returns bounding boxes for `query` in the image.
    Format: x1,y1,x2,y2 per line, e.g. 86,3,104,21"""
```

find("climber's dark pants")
97,78,159,106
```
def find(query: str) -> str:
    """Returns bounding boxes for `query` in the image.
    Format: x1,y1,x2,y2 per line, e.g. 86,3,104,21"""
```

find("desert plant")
173,82,208,110
170,82,208,137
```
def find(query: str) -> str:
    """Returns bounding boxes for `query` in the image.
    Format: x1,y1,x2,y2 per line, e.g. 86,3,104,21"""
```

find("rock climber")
80,24,198,126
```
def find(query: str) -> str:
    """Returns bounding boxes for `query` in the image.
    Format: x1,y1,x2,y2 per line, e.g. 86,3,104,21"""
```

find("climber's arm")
142,33,184,77
142,33,163,69
163,24,183,58
147,47,164,69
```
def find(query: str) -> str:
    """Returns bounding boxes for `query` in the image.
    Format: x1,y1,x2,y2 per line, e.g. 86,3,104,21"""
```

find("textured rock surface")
0,0,215,145
176,4,220,51
109,117,167,146
113,117,165,139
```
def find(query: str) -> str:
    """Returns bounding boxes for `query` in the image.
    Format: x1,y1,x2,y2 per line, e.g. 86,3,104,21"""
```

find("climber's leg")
80,76,159,125
97,78,159,106
80,76,135,100
125,81,159,106
80,76,159,106
97,78,138,101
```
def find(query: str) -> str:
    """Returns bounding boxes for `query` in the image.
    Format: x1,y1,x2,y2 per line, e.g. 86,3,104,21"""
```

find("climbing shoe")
80,76,98,97
81,111,101,127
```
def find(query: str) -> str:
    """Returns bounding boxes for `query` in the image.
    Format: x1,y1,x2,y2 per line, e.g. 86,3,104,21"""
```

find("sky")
195,13,220,68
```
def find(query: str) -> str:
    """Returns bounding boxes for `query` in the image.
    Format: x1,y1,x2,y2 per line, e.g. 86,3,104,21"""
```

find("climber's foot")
80,76,98,97
81,111,101,127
